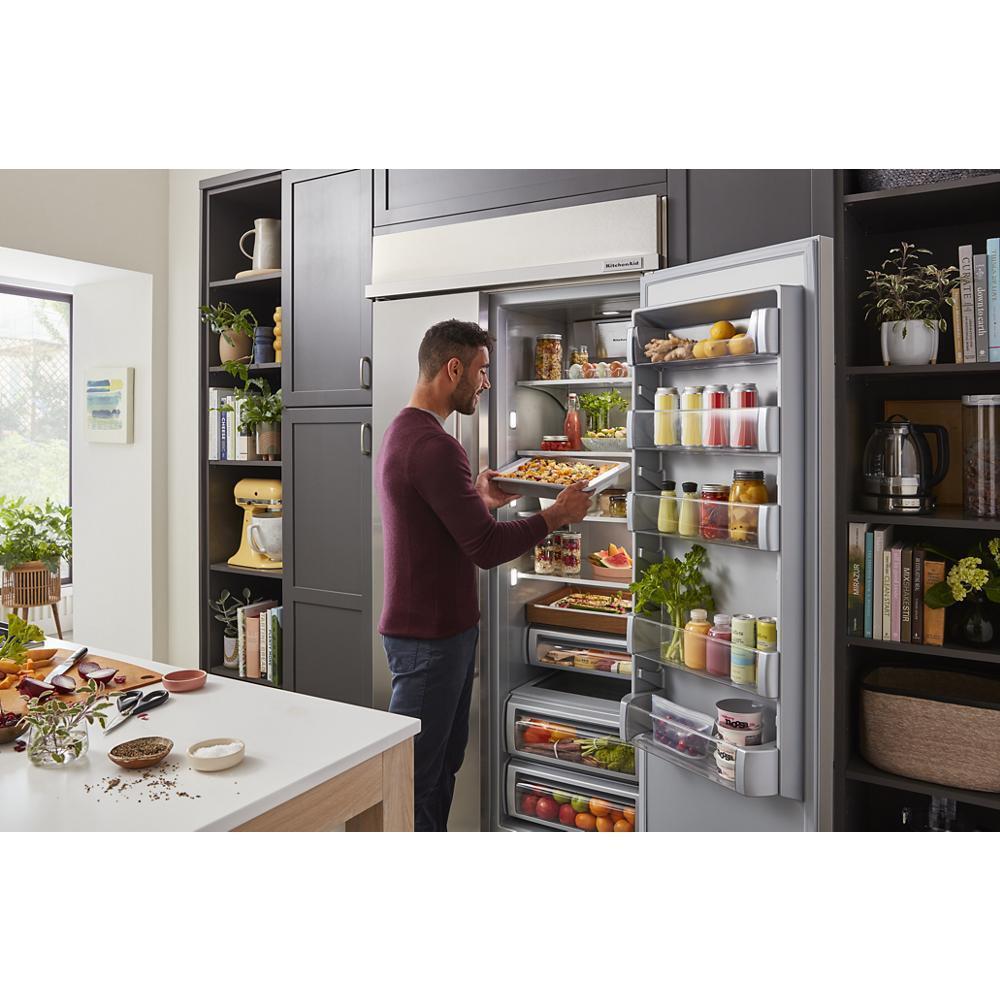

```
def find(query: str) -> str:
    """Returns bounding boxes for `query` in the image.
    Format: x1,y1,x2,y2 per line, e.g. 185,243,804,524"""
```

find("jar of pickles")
534,334,563,381
699,484,730,540
729,470,768,545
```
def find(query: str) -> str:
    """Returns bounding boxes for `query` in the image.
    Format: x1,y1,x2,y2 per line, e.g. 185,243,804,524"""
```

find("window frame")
0,282,73,585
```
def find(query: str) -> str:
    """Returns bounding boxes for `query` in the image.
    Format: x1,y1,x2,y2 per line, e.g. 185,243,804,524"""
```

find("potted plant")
0,497,72,614
859,242,961,366
219,361,283,459
21,679,112,767
200,302,257,364
209,587,253,667
924,537,1000,647
629,545,715,662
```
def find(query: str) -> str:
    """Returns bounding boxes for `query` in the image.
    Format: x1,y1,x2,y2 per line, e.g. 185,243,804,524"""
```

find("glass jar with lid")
962,394,1000,517
534,335,563,381
729,470,768,544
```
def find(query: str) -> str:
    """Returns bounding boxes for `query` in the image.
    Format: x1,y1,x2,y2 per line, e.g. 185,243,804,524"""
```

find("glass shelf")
628,406,779,454
628,492,780,551
516,377,632,389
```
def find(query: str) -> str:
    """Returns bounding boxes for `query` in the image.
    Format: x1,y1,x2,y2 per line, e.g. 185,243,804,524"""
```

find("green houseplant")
858,242,961,366
923,537,1000,647
579,389,629,434
209,587,254,667
218,361,283,459
0,498,72,617
200,302,257,364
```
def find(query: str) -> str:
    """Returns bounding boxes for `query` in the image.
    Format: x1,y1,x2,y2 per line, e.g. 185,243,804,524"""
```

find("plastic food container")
651,694,715,759
962,394,1000,518
716,722,763,747
716,698,764,730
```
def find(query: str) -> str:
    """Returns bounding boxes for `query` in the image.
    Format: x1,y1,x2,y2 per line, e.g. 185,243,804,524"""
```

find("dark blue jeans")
382,625,478,832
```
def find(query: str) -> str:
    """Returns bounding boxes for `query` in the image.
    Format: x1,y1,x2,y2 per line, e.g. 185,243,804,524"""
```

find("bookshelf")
199,171,286,688
835,170,1000,831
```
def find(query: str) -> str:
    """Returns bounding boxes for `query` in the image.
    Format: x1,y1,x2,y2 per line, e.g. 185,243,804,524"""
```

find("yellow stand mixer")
228,478,283,571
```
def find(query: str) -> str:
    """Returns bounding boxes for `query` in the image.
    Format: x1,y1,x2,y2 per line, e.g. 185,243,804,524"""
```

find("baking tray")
495,456,629,498
525,585,632,636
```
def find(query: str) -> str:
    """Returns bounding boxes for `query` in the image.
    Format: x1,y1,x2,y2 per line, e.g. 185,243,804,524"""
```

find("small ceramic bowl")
716,698,764,730
187,737,245,772
26,648,58,662
0,717,27,744
162,669,208,693
108,736,173,769
716,721,763,747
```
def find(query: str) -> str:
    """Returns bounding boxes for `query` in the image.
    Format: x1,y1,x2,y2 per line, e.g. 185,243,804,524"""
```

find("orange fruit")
589,798,611,817
575,812,597,832
709,320,737,340
609,810,625,823
596,817,615,832
614,819,634,833
623,806,636,824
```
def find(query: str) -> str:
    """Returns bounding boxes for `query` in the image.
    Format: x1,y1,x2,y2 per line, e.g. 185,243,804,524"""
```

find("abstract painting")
85,367,134,444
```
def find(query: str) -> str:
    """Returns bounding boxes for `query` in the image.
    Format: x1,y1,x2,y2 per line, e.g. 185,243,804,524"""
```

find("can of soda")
730,613,757,686
757,616,778,652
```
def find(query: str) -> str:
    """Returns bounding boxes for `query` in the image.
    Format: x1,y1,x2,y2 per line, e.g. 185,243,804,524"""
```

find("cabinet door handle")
360,422,372,456
359,356,372,390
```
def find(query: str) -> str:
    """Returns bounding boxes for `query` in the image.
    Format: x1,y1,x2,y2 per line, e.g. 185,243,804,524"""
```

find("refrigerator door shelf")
627,406,781,455
506,761,639,832
526,626,632,682
627,615,780,700
628,493,781,552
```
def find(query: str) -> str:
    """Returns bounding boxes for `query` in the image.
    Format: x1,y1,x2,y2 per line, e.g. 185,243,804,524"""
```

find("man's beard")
450,380,481,416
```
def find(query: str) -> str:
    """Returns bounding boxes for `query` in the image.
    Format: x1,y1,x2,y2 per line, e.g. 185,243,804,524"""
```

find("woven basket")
857,169,999,192
1,561,61,609
860,666,1000,793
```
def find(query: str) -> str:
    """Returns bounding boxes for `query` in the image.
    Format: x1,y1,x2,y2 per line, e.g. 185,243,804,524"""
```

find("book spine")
235,398,246,461
890,544,902,642
923,560,946,646
237,606,246,677
274,608,283,687
208,388,220,460
881,549,893,640
951,286,964,364
988,238,1000,361
872,527,890,642
220,406,228,461
847,523,863,636
900,546,913,643
246,614,260,679
974,253,989,362
864,530,874,638
912,548,925,645
959,245,976,362
227,394,236,461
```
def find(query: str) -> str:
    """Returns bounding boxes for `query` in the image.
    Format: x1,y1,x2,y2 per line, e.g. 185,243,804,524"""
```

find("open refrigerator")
367,199,834,832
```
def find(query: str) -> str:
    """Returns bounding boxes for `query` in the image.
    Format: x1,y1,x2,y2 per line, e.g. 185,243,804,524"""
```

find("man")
376,318,592,831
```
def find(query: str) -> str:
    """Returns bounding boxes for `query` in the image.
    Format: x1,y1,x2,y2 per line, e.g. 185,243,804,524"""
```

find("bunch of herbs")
579,389,629,433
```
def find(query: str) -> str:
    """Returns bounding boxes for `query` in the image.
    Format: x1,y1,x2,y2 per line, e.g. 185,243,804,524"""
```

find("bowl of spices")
187,737,245,772
108,736,174,769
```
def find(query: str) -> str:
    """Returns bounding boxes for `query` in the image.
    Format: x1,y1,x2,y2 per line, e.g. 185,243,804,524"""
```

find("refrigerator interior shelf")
516,511,628,525
515,570,630,590
627,405,780,454
630,353,778,373
517,450,632,460
516,377,632,389
629,493,781,552
628,616,780,699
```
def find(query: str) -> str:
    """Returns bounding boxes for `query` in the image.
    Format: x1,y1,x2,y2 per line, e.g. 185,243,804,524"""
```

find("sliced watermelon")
602,550,632,569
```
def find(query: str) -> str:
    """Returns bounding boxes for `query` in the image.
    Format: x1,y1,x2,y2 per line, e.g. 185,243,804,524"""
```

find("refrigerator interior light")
509,410,517,429
510,568,518,586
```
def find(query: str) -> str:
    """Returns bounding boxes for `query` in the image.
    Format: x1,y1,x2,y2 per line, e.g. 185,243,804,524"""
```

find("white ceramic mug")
239,218,281,271
248,514,282,561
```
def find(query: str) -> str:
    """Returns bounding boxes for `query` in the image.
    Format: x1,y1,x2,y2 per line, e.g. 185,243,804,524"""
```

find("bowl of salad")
582,427,627,451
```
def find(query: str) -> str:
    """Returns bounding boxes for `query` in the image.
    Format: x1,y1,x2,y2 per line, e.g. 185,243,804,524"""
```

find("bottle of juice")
564,393,583,450
677,482,700,537
654,387,679,446
706,613,732,676
657,479,678,534
683,608,710,670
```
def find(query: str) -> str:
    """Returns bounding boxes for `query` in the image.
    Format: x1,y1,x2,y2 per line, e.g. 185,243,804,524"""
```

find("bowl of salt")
187,737,245,772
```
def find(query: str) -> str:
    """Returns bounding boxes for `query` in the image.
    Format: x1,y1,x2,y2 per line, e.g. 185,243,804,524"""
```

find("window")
0,284,72,510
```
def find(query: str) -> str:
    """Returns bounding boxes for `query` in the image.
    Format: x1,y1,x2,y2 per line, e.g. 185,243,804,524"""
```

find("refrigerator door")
371,290,489,832
628,237,835,832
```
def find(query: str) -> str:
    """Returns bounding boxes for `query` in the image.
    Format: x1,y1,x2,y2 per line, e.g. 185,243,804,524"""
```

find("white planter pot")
880,319,939,367
223,635,238,668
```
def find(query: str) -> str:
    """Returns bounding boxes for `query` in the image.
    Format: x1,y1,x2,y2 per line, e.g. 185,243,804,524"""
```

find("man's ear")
446,357,463,382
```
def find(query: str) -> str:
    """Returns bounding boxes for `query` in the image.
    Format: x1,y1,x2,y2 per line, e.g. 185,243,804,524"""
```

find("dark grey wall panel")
292,601,370,705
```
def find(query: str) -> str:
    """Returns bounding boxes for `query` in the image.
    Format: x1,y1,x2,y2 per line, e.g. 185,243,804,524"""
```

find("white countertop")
0,642,419,831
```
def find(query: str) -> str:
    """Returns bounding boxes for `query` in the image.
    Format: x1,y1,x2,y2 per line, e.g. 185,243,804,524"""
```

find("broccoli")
580,737,635,774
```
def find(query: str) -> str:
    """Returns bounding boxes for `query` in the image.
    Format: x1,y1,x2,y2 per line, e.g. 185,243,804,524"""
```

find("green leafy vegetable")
579,390,628,433
0,613,45,665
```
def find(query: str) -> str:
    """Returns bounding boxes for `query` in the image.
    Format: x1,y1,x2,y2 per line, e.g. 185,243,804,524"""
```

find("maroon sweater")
377,408,548,639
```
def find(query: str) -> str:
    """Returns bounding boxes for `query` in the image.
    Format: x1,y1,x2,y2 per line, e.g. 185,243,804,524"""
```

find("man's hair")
418,319,495,379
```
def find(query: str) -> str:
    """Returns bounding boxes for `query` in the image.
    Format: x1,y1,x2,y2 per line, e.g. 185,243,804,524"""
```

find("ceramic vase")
223,635,238,668
27,722,89,768
219,328,252,364
880,320,939,367
253,326,275,365
256,421,281,460
950,593,999,648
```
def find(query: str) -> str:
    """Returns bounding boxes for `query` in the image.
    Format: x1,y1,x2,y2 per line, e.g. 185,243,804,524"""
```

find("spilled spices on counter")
83,761,201,803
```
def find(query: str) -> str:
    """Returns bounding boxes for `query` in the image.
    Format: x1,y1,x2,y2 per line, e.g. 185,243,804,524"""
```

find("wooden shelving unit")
199,170,286,688
835,169,1000,831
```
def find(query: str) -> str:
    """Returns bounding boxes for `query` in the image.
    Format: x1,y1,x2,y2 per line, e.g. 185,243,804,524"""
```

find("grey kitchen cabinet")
282,406,372,706
374,169,666,230
282,169,373,407
667,169,836,265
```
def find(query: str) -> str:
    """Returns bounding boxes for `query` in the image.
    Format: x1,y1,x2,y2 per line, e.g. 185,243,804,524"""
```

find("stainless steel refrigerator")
367,196,834,832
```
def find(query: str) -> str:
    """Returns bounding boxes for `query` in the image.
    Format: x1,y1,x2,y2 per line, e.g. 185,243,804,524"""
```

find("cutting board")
0,652,162,715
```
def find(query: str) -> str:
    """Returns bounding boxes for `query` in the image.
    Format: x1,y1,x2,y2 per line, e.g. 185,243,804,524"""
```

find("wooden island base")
234,738,414,832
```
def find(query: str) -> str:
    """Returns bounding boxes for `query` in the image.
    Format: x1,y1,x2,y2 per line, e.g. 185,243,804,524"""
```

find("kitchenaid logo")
602,256,642,271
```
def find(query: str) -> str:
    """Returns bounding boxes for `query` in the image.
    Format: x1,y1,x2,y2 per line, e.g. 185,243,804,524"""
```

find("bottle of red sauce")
564,392,583,450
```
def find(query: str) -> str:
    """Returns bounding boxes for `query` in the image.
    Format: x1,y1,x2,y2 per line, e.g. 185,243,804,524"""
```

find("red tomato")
519,794,539,815
559,803,577,826
535,796,559,822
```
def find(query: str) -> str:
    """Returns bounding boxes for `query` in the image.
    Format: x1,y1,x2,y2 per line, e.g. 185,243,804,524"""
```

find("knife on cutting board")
44,647,89,683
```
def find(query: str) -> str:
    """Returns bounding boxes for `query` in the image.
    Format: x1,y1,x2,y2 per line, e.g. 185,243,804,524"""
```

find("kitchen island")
1,642,418,832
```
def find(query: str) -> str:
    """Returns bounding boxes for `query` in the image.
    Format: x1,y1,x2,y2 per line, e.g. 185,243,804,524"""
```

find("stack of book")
848,523,946,646
953,239,1000,363
208,389,256,460
236,601,283,683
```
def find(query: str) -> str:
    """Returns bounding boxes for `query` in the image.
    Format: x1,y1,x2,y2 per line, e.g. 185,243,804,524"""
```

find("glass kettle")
861,414,950,513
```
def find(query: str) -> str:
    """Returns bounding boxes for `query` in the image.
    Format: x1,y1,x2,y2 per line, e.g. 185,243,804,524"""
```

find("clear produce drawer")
627,405,780,454
526,626,632,680
628,492,780,551
506,761,638,832
507,705,636,780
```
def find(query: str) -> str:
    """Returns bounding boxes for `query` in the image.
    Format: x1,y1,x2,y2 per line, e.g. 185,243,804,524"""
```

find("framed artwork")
85,367,134,444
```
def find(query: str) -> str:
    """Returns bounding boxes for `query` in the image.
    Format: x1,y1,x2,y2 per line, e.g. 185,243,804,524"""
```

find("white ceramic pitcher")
239,218,281,272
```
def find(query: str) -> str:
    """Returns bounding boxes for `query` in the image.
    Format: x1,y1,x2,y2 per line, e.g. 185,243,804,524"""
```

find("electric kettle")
861,415,950,513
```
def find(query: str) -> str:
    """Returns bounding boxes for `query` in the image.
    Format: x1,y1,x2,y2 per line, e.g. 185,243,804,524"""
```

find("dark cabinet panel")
374,169,666,228
669,170,834,265
282,169,372,407
283,406,372,706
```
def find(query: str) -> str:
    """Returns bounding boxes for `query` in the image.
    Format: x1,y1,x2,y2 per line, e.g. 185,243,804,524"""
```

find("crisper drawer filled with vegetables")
506,761,638,833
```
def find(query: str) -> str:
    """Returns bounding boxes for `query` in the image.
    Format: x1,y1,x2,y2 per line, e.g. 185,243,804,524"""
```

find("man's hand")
542,480,592,530
477,468,519,510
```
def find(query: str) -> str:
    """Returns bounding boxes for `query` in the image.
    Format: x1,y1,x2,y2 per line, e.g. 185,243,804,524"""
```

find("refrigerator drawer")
628,492,780,552
506,760,638,833
526,626,631,681
506,702,637,782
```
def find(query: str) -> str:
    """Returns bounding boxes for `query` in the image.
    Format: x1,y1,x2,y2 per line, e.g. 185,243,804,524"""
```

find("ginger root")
643,335,695,363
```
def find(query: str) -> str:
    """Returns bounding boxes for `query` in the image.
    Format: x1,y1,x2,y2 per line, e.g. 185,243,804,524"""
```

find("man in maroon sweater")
376,319,591,831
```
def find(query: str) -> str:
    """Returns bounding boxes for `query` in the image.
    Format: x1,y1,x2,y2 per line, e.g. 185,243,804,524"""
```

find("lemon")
709,321,737,341
728,334,755,356
692,339,709,359
704,340,729,358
